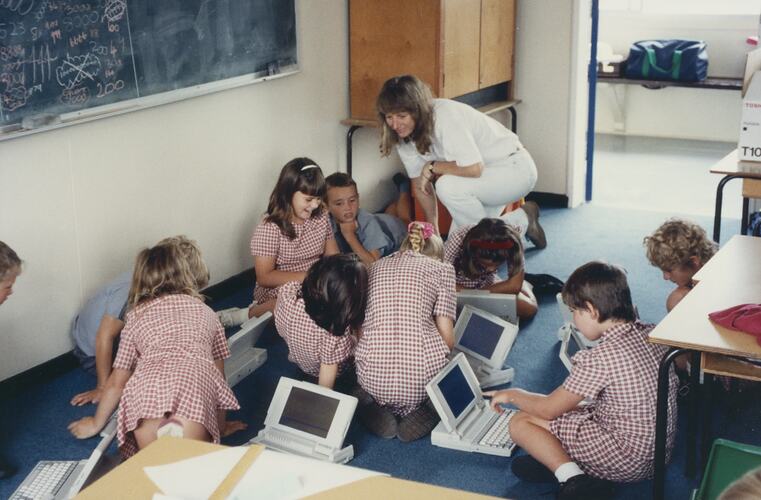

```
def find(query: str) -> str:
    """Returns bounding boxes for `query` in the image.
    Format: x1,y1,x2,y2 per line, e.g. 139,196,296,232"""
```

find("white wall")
0,1,582,380
596,13,755,141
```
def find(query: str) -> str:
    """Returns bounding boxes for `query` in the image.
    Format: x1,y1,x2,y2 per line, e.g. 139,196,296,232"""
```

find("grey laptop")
457,289,518,325
427,353,517,457
10,415,117,500
225,312,272,387
451,305,518,387
250,377,357,464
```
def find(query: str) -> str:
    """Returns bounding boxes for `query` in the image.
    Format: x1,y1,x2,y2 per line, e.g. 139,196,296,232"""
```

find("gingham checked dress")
274,281,356,377
549,321,678,482
250,211,334,304
355,250,457,416
112,294,239,458
443,224,524,289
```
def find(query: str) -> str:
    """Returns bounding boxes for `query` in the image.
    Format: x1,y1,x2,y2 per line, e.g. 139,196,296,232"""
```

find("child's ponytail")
400,221,444,261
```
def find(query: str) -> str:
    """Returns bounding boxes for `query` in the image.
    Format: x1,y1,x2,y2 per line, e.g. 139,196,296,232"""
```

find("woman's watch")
428,162,436,177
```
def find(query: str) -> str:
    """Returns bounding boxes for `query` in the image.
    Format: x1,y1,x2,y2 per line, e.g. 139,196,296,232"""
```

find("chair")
692,439,761,500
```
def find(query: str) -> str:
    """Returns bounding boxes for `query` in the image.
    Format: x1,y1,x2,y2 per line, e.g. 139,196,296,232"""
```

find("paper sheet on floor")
144,446,248,499
227,449,386,500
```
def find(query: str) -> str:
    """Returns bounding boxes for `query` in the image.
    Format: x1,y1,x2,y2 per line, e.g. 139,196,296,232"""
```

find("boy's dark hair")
266,157,326,239
561,261,636,322
0,241,22,280
325,172,357,190
302,254,368,336
456,218,523,280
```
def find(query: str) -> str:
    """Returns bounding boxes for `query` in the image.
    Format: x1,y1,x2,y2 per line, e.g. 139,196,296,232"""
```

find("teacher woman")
376,75,546,248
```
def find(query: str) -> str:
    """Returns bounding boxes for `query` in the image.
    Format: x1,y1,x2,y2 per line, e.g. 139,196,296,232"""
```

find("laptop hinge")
314,443,333,457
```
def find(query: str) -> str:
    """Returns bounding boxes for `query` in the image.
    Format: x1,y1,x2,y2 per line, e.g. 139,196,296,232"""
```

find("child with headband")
218,158,339,326
444,217,538,319
354,221,456,442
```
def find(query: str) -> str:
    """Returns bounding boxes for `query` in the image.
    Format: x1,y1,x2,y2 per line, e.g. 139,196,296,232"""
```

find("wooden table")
76,437,497,499
710,149,761,243
648,235,761,500
340,99,520,177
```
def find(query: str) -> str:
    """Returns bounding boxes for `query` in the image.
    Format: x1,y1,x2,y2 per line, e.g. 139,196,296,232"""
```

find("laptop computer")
225,312,272,387
249,377,357,464
427,353,518,457
452,305,518,387
10,414,117,500
457,289,518,325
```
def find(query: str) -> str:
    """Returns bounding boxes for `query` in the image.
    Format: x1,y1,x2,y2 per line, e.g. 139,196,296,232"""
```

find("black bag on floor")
625,40,708,82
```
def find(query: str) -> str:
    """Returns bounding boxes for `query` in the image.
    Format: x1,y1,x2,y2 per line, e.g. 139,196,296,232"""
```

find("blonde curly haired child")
643,218,717,312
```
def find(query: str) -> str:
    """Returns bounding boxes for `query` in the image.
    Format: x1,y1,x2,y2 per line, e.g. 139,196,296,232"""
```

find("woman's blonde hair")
0,241,21,281
643,218,717,271
719,466,761,500
400,222,444,261
376,75,435,158
128,236,209,307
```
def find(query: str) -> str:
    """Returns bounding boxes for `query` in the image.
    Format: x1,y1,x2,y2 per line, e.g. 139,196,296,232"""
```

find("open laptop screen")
279,387,340,438
438,363,477,420
459,313,504,359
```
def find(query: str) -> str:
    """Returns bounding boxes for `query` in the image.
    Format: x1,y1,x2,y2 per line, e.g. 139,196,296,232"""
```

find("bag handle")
642,48,682,80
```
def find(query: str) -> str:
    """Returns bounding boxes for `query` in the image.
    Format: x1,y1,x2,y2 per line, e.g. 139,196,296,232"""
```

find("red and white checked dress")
549,321,678,482
274,281,356,377
355,250,457,416
112,294,239,458
250,211,334,304
444,224,524,289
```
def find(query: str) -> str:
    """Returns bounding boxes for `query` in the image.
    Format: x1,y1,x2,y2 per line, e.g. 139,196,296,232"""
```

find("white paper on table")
144,446,248,499
227,449,386,500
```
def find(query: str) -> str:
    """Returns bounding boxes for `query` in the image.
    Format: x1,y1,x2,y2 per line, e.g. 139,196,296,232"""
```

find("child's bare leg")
517,282,538,320
509,411,571,472
248,299,275,319
385,193,413,225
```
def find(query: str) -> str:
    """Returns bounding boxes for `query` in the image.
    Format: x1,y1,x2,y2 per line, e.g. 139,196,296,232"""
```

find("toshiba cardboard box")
739,48,761,161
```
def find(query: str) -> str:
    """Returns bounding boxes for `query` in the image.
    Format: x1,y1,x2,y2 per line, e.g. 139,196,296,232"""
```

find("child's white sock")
554,462,584,483
217,307,251,328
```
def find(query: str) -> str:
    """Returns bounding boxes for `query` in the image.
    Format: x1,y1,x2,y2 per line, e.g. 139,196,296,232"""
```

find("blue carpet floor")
1,203,759,499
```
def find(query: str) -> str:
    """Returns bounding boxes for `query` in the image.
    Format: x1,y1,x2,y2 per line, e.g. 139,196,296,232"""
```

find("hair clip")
300,164,319,172
470,239,515,250
408,221,435,240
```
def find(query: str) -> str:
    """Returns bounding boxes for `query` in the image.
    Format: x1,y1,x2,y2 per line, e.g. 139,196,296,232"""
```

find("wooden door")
441,0,481,98
479,0,515,88
349,0,442,120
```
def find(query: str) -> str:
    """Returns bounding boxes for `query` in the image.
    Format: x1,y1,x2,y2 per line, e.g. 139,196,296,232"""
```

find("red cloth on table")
708,304,761,345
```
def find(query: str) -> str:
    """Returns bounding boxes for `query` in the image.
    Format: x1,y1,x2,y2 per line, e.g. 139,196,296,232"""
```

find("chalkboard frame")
0,1,300,142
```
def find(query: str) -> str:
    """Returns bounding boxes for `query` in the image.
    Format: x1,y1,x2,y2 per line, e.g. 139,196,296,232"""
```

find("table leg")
685,351,701,477
346,125,362,178
713,175,741,243
654,347,689,500
741,197,750,236
700,372,714,475
508,106,517,133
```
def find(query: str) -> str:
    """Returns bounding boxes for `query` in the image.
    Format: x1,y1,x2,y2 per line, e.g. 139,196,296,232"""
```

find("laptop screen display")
279,387,340,438
459,313,503,359
438,364,477,420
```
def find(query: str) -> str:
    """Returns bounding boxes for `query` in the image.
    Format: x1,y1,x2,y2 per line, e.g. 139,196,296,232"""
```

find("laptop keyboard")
478,410,516,448
266,430,316,456
10,460,78,500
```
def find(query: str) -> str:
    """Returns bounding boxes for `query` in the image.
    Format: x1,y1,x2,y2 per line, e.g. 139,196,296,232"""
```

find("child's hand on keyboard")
482,389,516,413
68,416,101,439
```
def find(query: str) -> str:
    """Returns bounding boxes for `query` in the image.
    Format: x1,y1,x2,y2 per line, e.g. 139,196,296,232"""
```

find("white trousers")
435,148,538,235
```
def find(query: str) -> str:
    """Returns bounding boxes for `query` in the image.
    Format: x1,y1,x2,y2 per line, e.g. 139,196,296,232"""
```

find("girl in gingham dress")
274,254,368,390
218,158,339,327
486,262,678,499
354,222,456,442
69,237,244,458
444,217,537,320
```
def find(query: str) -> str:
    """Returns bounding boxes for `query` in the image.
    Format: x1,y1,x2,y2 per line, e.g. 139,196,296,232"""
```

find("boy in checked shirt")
486,261,678,500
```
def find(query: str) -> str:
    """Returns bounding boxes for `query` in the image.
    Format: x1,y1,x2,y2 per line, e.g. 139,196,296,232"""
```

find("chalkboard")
0,0,297,133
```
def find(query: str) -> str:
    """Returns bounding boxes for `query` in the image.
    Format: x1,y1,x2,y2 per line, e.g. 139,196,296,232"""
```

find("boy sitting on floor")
325,173,410,266
486,261,678,500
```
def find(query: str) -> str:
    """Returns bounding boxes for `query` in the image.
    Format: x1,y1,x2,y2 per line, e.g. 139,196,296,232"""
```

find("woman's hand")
420,170,435,196
68,416,102,439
